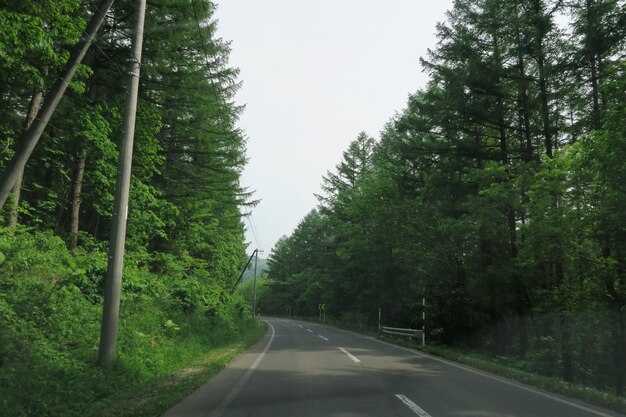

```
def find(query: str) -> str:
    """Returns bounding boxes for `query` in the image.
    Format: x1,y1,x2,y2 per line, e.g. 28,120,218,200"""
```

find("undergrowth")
0,228,260,417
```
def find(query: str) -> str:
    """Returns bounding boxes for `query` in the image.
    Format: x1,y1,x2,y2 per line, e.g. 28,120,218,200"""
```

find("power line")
245,213,263,252
65,10,128,76
249,213,264,250
190,0,263,255
190,0,230,112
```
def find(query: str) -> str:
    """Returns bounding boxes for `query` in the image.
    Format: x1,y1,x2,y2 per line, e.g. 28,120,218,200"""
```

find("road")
162,318,624,417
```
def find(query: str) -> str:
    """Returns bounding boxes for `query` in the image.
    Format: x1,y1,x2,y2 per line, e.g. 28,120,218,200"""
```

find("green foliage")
0,229,254,416
0,0,248,260
263,0,626,400
0,0,254,414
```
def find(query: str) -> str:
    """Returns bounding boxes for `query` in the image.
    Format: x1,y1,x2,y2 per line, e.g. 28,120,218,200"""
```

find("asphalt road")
162,318,624,417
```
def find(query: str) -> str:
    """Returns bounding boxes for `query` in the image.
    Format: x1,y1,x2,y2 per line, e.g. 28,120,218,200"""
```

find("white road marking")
395,394,432,417
307,329,313,333
211,322,275,417
298,325,303,328
339,347,361,363
318,335,329,341
365,337,616,417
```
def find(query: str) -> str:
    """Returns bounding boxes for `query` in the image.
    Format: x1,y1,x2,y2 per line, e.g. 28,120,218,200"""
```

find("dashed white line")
364,336,615,417
339,347,361,363
395,394,432,417
318,335,329,341
298,325,303,328
307,329,313,333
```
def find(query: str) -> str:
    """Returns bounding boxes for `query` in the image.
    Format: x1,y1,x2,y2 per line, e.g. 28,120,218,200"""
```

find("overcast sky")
213,1,454,254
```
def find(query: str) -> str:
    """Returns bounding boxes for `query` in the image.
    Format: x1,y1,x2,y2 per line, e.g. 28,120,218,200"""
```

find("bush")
339,311,370,331
0,227,255,416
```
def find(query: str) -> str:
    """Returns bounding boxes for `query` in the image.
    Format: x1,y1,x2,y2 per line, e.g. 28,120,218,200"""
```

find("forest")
0,0,257,415
262,0,626,399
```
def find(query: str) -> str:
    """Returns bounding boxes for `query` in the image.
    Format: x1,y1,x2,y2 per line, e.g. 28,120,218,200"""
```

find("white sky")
214,0,454,254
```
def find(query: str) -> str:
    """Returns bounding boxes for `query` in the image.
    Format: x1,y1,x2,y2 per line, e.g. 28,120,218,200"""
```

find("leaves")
0,0,255,414
263,0,626,395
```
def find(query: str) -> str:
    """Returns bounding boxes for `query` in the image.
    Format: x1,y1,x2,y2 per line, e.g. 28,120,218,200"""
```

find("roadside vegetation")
415,342,626,415
0,0,259,415
0,229,264,417
261,0,626,403
284,314,626,414
378,330,626,415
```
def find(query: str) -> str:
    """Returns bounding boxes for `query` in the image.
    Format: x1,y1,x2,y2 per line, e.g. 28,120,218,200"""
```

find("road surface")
162,318,624,417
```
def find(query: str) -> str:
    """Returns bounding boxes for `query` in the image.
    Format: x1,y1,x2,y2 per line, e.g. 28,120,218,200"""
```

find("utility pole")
252,249,258,319
231,250,257,293
98,0,146,367
0,0,115,210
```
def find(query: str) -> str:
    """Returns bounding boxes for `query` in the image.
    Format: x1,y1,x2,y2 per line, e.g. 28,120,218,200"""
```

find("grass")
0,229,270,417
89,321,268,417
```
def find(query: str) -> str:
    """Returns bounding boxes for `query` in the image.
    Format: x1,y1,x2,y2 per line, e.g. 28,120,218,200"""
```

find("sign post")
319,303,326,323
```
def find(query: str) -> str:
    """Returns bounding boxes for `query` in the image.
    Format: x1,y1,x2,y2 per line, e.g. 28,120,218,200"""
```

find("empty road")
162,318,624,417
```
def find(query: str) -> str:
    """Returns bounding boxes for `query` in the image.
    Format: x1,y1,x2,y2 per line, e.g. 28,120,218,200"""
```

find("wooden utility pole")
0,0,115,210
98,0,146,367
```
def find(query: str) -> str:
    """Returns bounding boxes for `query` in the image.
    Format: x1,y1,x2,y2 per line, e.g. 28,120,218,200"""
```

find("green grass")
89,321,267,417
0,229,268,417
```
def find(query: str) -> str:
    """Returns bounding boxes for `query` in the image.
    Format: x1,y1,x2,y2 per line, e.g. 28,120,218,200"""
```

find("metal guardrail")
381,325,423,339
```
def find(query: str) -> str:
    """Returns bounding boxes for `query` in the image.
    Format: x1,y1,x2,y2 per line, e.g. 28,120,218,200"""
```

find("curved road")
162,318,624,417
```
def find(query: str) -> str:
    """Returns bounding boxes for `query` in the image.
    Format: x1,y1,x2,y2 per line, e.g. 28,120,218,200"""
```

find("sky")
213,1,454,254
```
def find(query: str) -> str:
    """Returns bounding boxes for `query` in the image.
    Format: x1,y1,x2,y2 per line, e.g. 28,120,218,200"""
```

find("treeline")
263,0,626,396
0,1,253,415
1,0,248,270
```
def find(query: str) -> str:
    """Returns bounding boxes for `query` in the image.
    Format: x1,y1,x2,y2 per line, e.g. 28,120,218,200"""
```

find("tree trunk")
609,304,625,395
586,0,603,130
537,43,552,158
69,151,86,254
7,87,44,227
7,170,23,229
530,0,553,158
517,299,529,357
517,67,533,162
514,0,533,163
606,253,625,395
513,7,532,357
68,67,98,253
555,259,574,383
